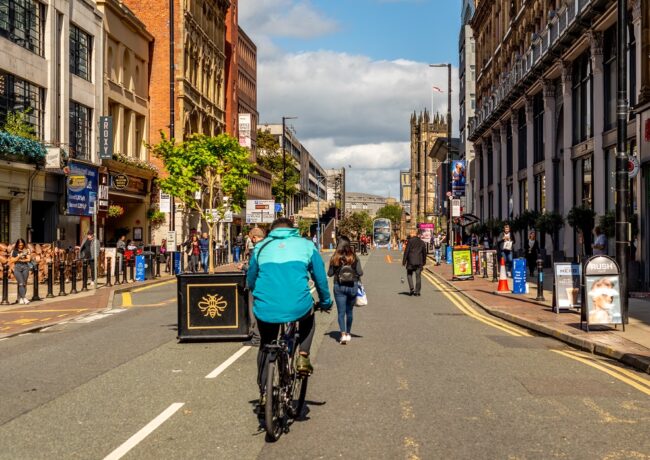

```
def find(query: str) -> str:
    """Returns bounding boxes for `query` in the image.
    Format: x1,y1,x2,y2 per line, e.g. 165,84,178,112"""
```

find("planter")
176,272,250,342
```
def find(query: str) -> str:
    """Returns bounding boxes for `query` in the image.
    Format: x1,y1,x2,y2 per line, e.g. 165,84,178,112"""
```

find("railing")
469,0,593,138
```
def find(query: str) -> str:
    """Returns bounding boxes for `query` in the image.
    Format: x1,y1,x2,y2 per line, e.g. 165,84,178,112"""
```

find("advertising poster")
451,160,466,197
554,263,582,309
452,246,473,280
238,114,252,148
512,258,527,294
485,249,497,276
417,223,434,244
67,162,98,216
585,275,622,325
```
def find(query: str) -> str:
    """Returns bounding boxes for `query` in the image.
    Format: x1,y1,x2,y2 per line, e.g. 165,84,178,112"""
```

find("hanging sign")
112,174,129,190
99,116,113,160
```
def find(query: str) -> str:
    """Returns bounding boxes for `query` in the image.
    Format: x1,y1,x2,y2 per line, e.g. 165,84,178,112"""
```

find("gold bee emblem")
197,294,228,319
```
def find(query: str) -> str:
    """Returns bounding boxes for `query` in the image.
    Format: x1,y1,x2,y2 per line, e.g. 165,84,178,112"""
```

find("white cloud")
239,1,337,40
240,3,459,196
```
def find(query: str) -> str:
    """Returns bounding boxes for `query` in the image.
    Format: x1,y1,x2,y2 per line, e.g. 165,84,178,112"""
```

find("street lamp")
282,116,297,216
316,175,325,250
430,63,453,243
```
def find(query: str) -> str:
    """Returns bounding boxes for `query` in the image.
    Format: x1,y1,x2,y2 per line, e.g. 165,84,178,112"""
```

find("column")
561,62,575,258
499,123,508,220
590,30,606,215
474,143,481,219
491,131,500,217
115,105,125,156
525,96,535,213
511,111,520,216
542,79,557,214
482,138,489,220
128,111,137,158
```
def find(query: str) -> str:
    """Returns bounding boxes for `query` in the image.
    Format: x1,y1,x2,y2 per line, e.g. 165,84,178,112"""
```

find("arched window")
122,49,131,88
107,47,114,81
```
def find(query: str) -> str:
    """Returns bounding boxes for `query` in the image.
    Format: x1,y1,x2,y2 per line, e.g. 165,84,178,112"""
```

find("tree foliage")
338,211,373,239
3,109,38,141
256,128,300,208
375,204,403,226
535,211,565,251
150,132,254,271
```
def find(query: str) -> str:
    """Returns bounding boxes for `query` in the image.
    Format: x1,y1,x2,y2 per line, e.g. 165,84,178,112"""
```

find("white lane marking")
103,402,184,460
205,346,252,379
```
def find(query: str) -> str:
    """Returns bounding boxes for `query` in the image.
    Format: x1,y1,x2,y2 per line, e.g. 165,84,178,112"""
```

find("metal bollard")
106,257,112,287
31,264,41,302
535,258,545,301
70,260,78,294
114,256,121,285
58,260,67,296
155,255,161,278
129,258,134,282
46,261,54,298
1,264,8,305
492,253,498,282
81,259,88,291
122,258,127,284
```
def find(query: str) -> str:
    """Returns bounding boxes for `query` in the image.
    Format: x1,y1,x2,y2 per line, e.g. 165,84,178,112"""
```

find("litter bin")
142,251,155,280
177,272,250,341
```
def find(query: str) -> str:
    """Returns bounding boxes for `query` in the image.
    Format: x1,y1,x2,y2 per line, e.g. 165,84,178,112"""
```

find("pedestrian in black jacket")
402,230,428,296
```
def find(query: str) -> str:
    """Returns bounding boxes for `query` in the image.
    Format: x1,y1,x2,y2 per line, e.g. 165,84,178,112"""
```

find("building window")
534,174,546,212
572,52,593,144
519,179,528,214
0,70,44,138
0,200,8,243
487,139,493,186
488,191,493,217
0,0,44,55
506,122,513,177
517,107,527,171
69,101,91,160
70,24,92,80
603,26,616,131
574,156,593,209
533,92,544,164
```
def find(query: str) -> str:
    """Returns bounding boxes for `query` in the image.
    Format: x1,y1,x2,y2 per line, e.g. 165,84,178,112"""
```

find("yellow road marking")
0,309,88,314
385,255,393,264
403,436,421,460
400,400,415,419
551,350,650,397
131,279,175,293
121,292,132,308
422,271,528,337
560,350,650,392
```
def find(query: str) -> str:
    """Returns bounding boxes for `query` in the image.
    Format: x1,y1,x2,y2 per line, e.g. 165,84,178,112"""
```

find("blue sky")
240,1,462,198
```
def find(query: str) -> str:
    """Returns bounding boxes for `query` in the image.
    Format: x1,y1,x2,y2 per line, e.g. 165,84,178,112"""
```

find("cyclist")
247,218,332,400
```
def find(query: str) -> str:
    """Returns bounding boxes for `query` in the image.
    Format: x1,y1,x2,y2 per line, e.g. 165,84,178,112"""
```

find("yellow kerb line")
131,279,175,293
560,349,650,390
121,292,132,308
551,350,650,397
422,272,526,337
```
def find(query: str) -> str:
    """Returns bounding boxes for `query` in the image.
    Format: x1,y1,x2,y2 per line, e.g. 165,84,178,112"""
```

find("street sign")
553,262,581,311
167,231,177,252
160,192,171,213
246,200,274,224
274,203,283,213
628,156,640,178
451,199,461,217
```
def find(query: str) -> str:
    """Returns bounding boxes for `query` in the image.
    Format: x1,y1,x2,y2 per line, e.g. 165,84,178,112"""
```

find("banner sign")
512,258,527,294
451,198,461,217
452,246,473,280
238,113,252,148
417,223,434,244
67,161,98,216
99,116,113,160
553,263,581,310
160,192,171,213
583,256,622,328
98,172,109,211
451,160,466,197
246,199,274,224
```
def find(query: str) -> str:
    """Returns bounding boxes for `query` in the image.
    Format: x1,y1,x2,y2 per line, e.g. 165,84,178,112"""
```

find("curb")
427,268,650,375
106,275,176,309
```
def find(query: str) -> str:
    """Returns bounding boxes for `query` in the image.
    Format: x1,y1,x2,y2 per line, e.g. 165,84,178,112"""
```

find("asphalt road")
1,251,649,459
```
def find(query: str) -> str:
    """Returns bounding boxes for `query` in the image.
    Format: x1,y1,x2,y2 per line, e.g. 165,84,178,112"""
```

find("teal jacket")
247,228,332,323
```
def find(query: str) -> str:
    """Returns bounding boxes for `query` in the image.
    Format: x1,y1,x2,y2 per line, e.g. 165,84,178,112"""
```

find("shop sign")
553,263,581,310
66,161,98,217
98,173,109,211
45,147,63,169
417,223,434,244
112,174,129,190
167,231,177,252
452,246,473,280
99,116,113,160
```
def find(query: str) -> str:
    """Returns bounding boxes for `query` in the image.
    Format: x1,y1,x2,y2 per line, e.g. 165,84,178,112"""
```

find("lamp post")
615,0,629,323
282,116,297,216
316,175,325,250
430,63,453,244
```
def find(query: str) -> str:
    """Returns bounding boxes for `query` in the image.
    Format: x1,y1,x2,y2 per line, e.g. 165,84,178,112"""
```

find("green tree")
338,211,373,239
567,205,596,256
3,109,37,141
150,133,254,272
256,128,300,211
297,218,314,237
535,211,565,252
375,204,403,227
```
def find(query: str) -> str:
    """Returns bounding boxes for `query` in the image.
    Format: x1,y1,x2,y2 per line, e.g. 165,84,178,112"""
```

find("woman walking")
525,230,540,277
328,239,363,344
187,234,200,273
10,239,31,305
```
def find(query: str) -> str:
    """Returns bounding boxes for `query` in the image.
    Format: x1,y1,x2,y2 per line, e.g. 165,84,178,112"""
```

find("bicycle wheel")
264,358,284,442
290,374,308,419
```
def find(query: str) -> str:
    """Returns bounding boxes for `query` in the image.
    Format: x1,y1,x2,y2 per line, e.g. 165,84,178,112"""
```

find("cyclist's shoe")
296,354,313,375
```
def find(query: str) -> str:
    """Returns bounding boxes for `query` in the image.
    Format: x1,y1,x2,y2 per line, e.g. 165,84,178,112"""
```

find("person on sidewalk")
525,230,540,276
497,224,516,277
239,227,267,346
199,232,210,273
185,234,200,273
328,238,363,344
116,234,126,279
402,229,427,296
10,239,31,304
592,226,608,256
233,233,244,263
79,231,100,286
433,231,445,266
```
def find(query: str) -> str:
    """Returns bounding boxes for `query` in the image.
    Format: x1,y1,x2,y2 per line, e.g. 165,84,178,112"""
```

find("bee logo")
197,294,228,319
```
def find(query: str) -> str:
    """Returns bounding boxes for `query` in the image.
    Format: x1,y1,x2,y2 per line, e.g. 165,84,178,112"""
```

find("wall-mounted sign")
99,116,113,160
66,161,98,216
112,174,129,190
98,172,109,211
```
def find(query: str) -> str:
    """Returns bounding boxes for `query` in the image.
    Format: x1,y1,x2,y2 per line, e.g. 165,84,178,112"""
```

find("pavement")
425,256,650,375
0,263,241,339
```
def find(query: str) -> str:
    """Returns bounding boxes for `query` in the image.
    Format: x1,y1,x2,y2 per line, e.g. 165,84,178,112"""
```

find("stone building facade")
469,0,647,287
459,0,477,215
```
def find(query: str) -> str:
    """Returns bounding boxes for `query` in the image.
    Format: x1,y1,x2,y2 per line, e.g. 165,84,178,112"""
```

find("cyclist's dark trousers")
406,266,423,294
255,310,315,392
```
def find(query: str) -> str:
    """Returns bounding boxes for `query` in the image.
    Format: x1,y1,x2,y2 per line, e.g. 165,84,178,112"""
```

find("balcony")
469,0,599,142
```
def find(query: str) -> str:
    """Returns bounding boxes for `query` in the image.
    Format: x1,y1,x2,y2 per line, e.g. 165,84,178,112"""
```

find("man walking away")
79,230,100,286
402,230,427,296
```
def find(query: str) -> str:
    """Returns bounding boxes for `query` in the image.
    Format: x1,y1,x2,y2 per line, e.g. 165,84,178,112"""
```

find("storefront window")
574,156,593,209
0,200,8,242
572,52,593,144
519,179,527,214
534,174,546,212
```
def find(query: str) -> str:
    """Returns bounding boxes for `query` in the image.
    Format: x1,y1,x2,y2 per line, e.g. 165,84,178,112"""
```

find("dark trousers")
406,266,423,294
255,311,315,392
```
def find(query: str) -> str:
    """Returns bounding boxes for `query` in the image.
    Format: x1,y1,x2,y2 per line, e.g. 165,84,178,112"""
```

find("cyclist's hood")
268,227,300,239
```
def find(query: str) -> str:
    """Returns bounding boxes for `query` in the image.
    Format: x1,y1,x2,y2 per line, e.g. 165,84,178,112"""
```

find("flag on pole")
432,86,443,93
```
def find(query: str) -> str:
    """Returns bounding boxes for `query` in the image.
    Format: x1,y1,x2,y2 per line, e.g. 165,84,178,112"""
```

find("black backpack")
337,264,357,285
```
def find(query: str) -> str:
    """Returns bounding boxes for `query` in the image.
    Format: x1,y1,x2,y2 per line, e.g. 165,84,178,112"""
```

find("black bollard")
491,253,498,282
122,257,127,284
58,260,67,296
81,259,88,291
155,255,161,278
114,256,121,285
129,258,134,282
535,258,545,301
70,260,78,294
30,264,41,302
46,261,54,298
1,264,8,305
106,257,112,287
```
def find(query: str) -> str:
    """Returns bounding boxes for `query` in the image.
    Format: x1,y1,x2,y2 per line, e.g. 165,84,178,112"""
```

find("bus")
373,218,392,248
